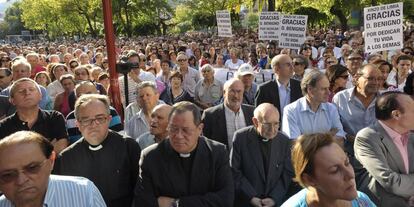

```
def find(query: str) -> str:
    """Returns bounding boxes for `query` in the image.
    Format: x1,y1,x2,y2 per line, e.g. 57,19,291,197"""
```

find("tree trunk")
124,4,132,37
268,0,275,11
330,5,348,31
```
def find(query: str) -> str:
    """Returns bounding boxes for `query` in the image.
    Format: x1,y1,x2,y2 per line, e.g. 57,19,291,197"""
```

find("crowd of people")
0,27,414,207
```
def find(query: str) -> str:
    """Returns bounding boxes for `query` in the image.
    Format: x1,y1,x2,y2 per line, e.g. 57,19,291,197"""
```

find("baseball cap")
237,63,254,76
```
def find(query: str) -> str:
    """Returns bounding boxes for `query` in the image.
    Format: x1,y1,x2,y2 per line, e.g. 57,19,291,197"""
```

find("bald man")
254,54,302,122
231,103,294,207
136,104,172,150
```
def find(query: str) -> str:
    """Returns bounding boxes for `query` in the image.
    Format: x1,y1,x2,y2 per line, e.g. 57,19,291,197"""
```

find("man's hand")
408,195,414,207
261,198,275,207
157,196,175,207
250,197,263,207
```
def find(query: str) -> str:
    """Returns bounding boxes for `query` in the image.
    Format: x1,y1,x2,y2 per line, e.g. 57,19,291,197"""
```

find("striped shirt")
0,175,106,207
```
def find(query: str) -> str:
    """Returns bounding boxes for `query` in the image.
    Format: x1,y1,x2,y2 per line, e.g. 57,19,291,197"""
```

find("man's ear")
9,97,16,106
252,117,259,128
49,151,56,170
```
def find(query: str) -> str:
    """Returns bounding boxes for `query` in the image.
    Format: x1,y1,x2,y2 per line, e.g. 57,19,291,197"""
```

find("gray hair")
11,59,31,73
137,81,158,94
10,78,41,98
74,94,111,120
300,70,327,96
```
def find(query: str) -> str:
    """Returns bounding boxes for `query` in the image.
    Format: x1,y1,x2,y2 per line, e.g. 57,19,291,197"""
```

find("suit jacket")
134,136,234,207
230,126,294,207
202,104,254,148
354,121,414,207
254,79,302,116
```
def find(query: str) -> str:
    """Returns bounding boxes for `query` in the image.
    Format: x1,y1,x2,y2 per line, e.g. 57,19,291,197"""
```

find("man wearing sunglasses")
54,94,141,207
0,131,106,206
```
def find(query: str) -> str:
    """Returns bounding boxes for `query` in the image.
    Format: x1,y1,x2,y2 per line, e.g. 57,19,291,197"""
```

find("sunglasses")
293,62,303,65
0,159,48,184
337,75,349,79
326,61,336,64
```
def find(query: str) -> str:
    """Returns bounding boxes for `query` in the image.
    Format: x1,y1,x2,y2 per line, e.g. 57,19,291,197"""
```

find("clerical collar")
89,144,103,151
179,153,191,158
256,129,271,142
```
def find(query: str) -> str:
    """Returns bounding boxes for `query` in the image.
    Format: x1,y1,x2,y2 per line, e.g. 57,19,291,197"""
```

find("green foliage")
243,12,259,30
1,1,26,38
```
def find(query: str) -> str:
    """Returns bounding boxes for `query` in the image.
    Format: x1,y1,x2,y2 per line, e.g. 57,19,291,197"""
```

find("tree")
3,1,26,35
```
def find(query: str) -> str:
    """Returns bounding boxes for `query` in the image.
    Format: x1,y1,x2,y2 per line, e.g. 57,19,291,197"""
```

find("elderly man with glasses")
53,94,141,207
0,131,106,207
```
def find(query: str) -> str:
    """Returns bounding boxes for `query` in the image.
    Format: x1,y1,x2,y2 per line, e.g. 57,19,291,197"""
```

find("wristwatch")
171,199,180,207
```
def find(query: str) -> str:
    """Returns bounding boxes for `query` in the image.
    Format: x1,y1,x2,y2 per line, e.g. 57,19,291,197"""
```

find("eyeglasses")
347,57,362,61
78,115,108,127
337,75,349,79
293,62,303,66
168,126,195,135
360,75,382,82
279,62,293,68
326,61,336,64
177,59,187,62
0,159,48,184
259,122,280,129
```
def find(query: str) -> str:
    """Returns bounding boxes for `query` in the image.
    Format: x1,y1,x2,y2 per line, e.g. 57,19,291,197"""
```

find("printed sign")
259,12,280,41
364,2,403,53
216,10,232,37
279,14,307,49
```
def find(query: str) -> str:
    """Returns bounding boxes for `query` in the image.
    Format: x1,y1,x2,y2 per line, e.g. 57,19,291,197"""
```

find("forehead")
152,107,169,117
227,81,243,90
138,86,156,94
398,59,412,64
170,111,196,127
12,64,30,71
261,110,279,122
78,100,108,116
15,80,38,89
0,142,45,170
315,76,330,87
315,143,345,167
76,85,96,94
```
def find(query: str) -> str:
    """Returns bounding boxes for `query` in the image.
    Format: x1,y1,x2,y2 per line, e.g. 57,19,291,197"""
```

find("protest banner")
259,12,280,41
364,2,403,53
216,10,232,37
279,14,307,50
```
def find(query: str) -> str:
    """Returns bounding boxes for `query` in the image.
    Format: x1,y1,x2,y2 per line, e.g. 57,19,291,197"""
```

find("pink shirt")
379,121,409,174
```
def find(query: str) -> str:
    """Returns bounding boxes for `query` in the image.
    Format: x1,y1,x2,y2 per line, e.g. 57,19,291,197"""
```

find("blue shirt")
0,175,106,207
282,97,346,139
332,87,377,136
281,189,376,207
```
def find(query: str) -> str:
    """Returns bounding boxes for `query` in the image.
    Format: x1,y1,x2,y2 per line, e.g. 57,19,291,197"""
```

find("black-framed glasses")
78,115,109,127
0,159,48,184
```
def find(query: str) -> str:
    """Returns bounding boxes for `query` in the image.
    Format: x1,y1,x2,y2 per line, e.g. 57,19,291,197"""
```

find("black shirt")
258,133,272,178
0,109,68,141
53,130,141,207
